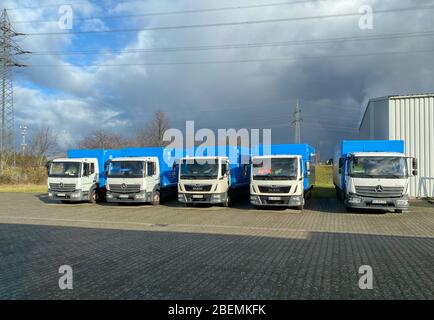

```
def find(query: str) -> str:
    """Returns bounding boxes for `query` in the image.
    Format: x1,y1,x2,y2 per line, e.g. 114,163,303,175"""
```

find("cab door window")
147,162,155,176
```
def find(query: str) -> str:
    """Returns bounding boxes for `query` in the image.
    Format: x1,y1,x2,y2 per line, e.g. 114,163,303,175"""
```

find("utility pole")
20,125,27,154
292,99,302,144
0,9,27,173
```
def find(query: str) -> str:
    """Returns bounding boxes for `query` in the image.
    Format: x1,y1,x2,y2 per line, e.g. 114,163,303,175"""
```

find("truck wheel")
296,205,304,211
89,188,98,204
222,194,230,207
186,203,194,207
152,191,160,206
345,207,354,213
395,209,403,214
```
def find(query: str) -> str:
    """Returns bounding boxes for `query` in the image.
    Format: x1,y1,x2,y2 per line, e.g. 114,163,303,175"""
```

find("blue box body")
119,147,180,189
184,145,250,189
67,149,122,188
339,140,404,157
251,144,316,192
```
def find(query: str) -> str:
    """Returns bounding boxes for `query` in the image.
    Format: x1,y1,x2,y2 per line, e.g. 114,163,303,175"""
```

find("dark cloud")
8,0,434,158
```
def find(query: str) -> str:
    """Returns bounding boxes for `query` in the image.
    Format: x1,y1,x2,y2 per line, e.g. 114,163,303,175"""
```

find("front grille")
49,183,76,192
258,186,291,194
184,184,213,192
355,186,404,198
109,184,141,193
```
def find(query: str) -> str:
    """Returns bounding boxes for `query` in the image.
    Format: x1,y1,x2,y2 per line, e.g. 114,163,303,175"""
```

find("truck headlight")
106,194,113,199
348,197,362,204
396,199,408,206
289,197,301,204
250,196,259,204
48,192,53,197
212,194,222,201
71,191,81,198
135,194,146,199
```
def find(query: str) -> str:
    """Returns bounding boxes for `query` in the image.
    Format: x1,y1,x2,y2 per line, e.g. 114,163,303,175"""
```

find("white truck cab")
177,156,231,207
334,151,417,213
250,155,306,209
47,158,99,203
105,157,161,204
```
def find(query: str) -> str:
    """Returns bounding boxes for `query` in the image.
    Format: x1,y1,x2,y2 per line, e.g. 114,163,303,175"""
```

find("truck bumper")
106,190,152,203
178,192,227,204
345,194,410,210
250,194,304,207
48,190,86,202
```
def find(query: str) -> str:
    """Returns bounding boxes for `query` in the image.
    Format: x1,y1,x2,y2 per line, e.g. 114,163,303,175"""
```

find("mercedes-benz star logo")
59,183,63,188
375,185,384,193
121,183,127,189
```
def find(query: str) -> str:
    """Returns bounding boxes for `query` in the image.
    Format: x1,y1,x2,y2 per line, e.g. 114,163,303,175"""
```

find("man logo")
375,185,384,193
192,185,203,191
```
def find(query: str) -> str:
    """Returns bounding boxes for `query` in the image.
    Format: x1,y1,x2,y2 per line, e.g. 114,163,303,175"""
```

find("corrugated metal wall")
389,96,434,198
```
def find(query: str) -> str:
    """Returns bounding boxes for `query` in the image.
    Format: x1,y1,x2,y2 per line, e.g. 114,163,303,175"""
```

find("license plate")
192,195,204,199
372,199,387,205
119,195,129,199
57,193,66,197
268,196,281,201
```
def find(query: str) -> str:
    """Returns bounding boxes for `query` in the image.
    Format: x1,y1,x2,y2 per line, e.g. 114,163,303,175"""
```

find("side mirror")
45,161,52,175
412,158,418,170
306,161,311,171
412,169,418,176
225,162,230,176
338,168,342,174
338,158,344,168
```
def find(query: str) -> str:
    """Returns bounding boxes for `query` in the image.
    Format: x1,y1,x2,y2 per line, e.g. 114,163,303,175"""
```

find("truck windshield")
108,161,145,178
252,158,298,180
180,159,219,179
49,162,81,178
349,157,408,178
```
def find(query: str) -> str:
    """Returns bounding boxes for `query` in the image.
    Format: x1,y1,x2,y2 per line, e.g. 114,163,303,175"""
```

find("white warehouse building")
359,94,434,198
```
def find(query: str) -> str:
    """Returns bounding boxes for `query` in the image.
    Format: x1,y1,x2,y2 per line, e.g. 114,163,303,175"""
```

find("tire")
345,206,354,213
185,203,194,207
296,204,304,211
222,194,230,207
395,209,403,214
89,188,98,204
60,200,70,204
152,191,160,206
336,188,342,201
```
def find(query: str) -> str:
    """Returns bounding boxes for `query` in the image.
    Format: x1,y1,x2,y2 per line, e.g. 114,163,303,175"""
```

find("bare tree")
28,127,58,166
136,110,170,147
77,129,131,150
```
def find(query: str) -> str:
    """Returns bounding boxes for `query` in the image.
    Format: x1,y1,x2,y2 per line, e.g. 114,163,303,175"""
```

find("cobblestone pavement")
0,193,433,299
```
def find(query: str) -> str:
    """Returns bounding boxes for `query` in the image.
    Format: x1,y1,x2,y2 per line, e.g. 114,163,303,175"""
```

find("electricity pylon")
0,9,26,173
292,99,302,144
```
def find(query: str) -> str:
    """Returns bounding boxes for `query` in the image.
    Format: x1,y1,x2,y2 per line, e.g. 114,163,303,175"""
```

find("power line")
20,5,434,36
27,29,434,56
24,48,434,68
9,0,326,23
6,1,99,11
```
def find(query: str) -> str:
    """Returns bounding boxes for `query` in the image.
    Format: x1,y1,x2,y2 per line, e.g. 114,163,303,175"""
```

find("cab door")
145,161,159,190
81,162,93,193
221,159,230,188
